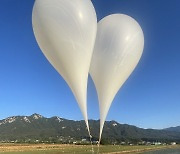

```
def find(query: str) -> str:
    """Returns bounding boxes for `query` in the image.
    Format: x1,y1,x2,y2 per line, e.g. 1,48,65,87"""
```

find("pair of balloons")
32,0,144,142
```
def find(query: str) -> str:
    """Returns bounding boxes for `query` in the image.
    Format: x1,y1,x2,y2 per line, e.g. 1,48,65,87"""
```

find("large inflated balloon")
90,14,144,142
32,0,97,133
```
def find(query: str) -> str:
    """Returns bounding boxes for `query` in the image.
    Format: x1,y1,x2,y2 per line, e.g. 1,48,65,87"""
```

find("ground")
0,144,178,153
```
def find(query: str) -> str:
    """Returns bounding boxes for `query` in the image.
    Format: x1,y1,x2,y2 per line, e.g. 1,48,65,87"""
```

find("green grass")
0,144,174,154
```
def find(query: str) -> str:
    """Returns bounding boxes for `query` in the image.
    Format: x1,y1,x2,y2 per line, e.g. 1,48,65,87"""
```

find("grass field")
0,144,177,154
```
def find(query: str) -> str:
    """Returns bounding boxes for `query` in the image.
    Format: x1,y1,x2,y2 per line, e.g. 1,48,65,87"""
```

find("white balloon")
32,0,97,134
90,14,144,142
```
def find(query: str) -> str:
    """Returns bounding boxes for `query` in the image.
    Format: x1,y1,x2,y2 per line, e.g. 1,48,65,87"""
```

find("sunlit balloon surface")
90,14,144,142
32,0,97,134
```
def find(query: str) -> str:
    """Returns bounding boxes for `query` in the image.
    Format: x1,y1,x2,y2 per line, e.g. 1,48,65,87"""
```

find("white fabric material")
32,0,97,133
90,14,144,142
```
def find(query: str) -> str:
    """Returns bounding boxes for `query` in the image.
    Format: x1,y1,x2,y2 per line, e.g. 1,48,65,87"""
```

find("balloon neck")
98,135,102,145
98,119,105,145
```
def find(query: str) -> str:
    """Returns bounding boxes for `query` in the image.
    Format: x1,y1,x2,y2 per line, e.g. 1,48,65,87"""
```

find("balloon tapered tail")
85,121,94,153
98,125,103,145
98,119,105,146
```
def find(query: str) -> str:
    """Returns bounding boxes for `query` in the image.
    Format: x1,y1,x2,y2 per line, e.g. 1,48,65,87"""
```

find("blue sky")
0,0,180,129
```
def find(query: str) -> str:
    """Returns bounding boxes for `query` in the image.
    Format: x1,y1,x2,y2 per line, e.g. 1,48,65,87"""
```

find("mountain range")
165,126,180,133
0,113,180,144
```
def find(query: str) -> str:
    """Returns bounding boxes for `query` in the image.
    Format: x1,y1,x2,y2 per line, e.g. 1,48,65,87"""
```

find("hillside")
165,126,180,133
0,114,180,143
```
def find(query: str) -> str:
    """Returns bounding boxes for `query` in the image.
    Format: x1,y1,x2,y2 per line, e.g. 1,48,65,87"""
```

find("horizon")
0,112,179,130
0,0,180,130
